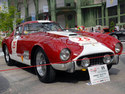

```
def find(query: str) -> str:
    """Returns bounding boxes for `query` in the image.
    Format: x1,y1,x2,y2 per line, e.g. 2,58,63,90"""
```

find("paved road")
0,43,125,94
0,48,2,52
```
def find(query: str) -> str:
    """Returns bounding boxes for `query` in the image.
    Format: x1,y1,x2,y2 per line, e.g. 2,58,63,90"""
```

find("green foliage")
109,21,115,32
0,4,22,32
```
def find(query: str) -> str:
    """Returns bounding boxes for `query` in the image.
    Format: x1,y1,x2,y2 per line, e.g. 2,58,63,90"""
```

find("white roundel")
69,36,98,45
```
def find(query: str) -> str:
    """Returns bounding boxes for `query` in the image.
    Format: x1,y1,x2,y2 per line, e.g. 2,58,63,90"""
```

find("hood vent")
69,34,78,36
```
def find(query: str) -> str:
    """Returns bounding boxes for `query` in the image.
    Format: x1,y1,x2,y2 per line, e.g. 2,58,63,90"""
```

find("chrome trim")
111,55,119,65
10,54,31,65
52,55,119,72
51,61,75,73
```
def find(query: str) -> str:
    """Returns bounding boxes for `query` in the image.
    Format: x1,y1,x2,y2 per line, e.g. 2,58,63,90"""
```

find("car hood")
47,31,114,60
48,31,98,45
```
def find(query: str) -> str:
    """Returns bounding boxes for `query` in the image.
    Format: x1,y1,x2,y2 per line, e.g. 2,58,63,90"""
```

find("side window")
15,26,23,35
23,23,41,34
24,24,30,35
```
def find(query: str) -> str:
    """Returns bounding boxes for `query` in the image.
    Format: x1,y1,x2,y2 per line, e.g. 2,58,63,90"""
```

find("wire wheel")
34,47,56,83
36,51,47,77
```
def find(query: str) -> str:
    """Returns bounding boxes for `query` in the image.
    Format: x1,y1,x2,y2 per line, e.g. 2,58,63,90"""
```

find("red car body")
2,20,123,82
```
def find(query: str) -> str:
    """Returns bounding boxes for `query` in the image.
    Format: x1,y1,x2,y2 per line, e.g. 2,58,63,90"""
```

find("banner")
31,14,36,21
43,6,48,13
106,0,118,8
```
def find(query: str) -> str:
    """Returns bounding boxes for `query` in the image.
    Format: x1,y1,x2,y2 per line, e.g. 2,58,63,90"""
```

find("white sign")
43,6,48,13
106,0,118,8
88,64,110,85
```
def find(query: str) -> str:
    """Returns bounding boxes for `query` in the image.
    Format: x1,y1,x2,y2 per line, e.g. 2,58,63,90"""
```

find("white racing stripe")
73,43,114,61
48,31,76,37
74,43,114,70
48,31,98,45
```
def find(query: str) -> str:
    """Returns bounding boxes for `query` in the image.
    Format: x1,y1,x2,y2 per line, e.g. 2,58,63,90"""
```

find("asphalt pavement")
0,48,2,52
0,42,125,94
0,74,10,94
0,48,4,57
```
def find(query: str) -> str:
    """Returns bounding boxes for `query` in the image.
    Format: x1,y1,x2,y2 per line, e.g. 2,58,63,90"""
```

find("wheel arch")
31,45,48,66
2,43,7,53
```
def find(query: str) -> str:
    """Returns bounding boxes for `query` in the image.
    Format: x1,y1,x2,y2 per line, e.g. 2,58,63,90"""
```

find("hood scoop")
69,34,78,36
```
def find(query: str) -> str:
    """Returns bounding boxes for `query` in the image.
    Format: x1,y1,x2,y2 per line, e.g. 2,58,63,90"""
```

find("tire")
4,45,14,66
112,35,118,39
107,64,112,70
33,47,56,83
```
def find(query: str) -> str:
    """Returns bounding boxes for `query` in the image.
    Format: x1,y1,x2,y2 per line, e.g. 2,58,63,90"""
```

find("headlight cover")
60,48,71,61
115,43,121,54
103,55,112,64
81,57,90,67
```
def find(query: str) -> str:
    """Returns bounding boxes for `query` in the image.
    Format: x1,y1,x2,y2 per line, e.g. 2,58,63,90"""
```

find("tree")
109,21,115,32
0,4,22,33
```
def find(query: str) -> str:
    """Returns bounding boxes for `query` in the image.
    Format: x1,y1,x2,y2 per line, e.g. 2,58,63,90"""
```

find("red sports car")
2,20,123,83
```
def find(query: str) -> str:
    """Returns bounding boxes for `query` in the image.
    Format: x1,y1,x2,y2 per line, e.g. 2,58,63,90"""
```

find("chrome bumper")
111,55,119,65
51,61,75,73
51,55,119,73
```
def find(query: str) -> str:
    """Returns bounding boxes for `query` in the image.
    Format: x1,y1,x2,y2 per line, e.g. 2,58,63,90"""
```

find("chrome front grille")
77,52,114,67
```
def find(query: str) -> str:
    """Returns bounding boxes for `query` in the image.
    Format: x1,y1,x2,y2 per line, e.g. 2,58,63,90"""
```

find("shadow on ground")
109,68,120,75
11,62,121,84
55,71,89,83
13,62,90,83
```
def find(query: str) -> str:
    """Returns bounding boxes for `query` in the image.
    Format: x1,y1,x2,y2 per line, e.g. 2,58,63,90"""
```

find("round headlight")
81,57,90,67
60,48,70,61
115,43,121,53
103,55,112,64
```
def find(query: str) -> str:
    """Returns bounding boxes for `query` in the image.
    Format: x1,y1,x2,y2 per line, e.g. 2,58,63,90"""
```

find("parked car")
102,28,125,42
2,20,123,83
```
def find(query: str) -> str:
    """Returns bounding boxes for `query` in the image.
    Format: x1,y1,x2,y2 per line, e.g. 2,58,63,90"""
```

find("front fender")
32,39,68,64
2,36,14,54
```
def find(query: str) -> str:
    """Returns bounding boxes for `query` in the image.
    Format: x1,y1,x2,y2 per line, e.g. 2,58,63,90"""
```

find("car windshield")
24,22,64,34
39,22,63,31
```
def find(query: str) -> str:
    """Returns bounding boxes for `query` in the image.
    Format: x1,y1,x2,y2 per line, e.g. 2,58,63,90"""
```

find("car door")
16,24,34,65
11,25,23,62
17,23,42,65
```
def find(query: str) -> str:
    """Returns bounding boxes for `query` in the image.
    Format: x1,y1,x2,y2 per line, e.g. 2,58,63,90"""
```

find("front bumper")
51,55,119,73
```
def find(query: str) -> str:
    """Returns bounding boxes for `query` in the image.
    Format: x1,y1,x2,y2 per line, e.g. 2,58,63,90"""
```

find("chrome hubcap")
5,47,9,62
36,52,46,77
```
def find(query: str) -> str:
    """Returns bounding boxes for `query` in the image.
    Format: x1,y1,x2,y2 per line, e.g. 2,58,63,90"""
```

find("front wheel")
34,47,56,83
4,45,14,66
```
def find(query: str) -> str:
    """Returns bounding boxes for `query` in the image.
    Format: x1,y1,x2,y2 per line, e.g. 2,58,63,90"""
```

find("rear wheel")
4,45,14,66
34,47,56,83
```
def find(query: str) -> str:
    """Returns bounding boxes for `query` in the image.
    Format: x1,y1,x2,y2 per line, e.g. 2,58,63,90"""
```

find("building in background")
8,0,125,29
